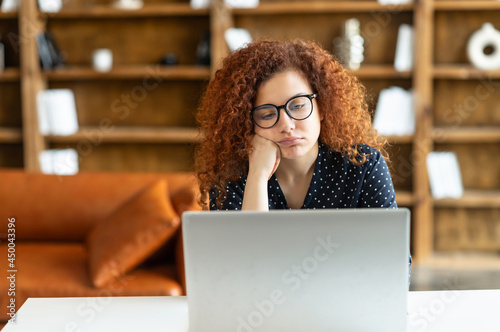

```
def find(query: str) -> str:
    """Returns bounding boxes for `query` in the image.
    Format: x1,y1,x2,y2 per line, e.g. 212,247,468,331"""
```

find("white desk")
3,290,500,332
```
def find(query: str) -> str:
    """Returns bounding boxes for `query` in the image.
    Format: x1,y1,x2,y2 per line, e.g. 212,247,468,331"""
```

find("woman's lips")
278,137,302,146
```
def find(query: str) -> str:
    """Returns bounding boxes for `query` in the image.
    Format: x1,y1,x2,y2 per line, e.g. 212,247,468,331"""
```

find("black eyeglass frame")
251,93,317,129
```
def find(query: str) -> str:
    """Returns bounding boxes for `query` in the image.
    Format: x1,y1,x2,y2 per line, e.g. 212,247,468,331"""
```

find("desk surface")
3,290,500,332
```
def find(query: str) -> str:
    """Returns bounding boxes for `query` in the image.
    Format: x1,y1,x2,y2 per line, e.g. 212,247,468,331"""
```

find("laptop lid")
183,208,410,332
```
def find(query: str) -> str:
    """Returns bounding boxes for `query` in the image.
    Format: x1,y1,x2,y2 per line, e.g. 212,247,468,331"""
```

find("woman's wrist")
247,167,271,183
242,169,269,211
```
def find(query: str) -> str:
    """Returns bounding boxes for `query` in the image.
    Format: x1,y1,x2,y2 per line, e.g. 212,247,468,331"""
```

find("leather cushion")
4,242,182,318
87,180,180,288
0,170,199,241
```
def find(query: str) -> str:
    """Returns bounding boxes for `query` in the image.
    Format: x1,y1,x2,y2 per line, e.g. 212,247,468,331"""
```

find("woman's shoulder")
319,141,383,163
358,143,383,158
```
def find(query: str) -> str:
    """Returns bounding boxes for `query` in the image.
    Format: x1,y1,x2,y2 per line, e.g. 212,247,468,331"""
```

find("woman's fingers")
249,134,280,180
269,147,281,180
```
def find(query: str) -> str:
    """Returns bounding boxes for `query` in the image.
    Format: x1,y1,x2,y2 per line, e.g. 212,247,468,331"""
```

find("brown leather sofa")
0,170,201,324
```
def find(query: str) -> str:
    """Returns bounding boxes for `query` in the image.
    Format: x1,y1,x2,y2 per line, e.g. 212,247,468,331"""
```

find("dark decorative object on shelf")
0,34,4,71
159,53,178,66
196,31,210,66
36,32,66,70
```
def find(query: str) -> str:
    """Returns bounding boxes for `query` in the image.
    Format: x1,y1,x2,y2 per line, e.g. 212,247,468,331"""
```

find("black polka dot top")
209,140,411,283
209,140,398,211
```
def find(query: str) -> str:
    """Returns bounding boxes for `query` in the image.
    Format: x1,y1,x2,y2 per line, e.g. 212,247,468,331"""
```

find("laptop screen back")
183,208,410,332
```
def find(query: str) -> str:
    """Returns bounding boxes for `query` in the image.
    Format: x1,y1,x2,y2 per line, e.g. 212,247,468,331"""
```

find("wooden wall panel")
435,143,500,190
361,78,413,113
435,208,500,251
0,144,24,167
51,142,196,172
0,83,22,126
0,19,20,67
235,11,413,65
434,80,500,127
67,0,188,5
435,11,500,64
386,143,413,192
47,17,209,66
49,80,205,127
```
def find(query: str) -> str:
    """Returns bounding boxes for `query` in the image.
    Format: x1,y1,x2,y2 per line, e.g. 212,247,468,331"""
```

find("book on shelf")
426,151,464,199
36,32,65,70
37,0,62,13
372,86,415,136
225,0,258,8
39,149,79,175
36,89,79,136
225,28,252,52
0,35,4,72
394,24,413,72
1,0,17,12
377,0,412,4
190,0,258,9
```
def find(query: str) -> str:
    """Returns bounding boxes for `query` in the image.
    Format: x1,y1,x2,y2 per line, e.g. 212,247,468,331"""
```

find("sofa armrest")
175,228,187,295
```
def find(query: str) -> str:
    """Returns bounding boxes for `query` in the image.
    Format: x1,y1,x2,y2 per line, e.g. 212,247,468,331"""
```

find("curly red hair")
195,39,387,209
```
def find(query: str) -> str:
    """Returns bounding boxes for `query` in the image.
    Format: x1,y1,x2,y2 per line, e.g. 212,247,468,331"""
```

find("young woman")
195,39,397,212
195,39,411,282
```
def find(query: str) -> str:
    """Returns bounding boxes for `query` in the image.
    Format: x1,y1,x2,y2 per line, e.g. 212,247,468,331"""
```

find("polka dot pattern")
208,140,410,282
209,141,397,211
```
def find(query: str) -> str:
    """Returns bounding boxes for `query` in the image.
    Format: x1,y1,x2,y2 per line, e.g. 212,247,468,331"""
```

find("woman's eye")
259,112,276,120
290,103,305,110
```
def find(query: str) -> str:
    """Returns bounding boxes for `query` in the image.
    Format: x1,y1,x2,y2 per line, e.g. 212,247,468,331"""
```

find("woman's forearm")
242,170,269,211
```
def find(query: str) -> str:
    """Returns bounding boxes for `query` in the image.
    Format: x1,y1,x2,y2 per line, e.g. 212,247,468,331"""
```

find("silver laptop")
182,208,410,332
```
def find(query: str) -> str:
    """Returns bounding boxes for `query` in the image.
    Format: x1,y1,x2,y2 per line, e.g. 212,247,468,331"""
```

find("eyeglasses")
251,94,317,129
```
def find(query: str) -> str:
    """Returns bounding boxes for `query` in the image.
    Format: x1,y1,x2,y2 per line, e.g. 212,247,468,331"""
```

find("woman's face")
253,70,322,160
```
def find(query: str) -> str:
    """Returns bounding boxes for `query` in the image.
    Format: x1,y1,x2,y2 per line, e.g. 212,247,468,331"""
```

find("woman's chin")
279,146,304,159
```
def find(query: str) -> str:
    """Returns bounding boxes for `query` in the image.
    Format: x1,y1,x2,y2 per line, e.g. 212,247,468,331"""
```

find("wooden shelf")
420,252,500,269
46,126,201,144
348,65,412,79
433,127,500,143
434,190,500,208
231,1,413,14
382,134,414,144
0,11,18,18
396,190,413,206
0,127,22,143
44,65,211,81
41,4,209,19
0,68,21,82
434,1,500,11
434,65,500,80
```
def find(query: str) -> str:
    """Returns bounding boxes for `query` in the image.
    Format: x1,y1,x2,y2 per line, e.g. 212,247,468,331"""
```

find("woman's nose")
276,108,295,132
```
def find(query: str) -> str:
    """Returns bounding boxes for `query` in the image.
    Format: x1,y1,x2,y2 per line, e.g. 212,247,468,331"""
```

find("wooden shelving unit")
0,8,23,168
3,0,500,264
434,65,500,79
433,127,500,143
396,190,413,207
348,65,412,79
429,0,500,264
383,134,414,144
0,128,23,143
44,65,211,81
230,1,413,14
434,190,500,208
41,3,208,18
0,68,20,81
47,126,201,144
0,11,17,19
434,1,500,11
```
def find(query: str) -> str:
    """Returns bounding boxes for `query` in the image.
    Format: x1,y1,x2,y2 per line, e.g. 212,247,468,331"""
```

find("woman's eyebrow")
256,92,312,106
